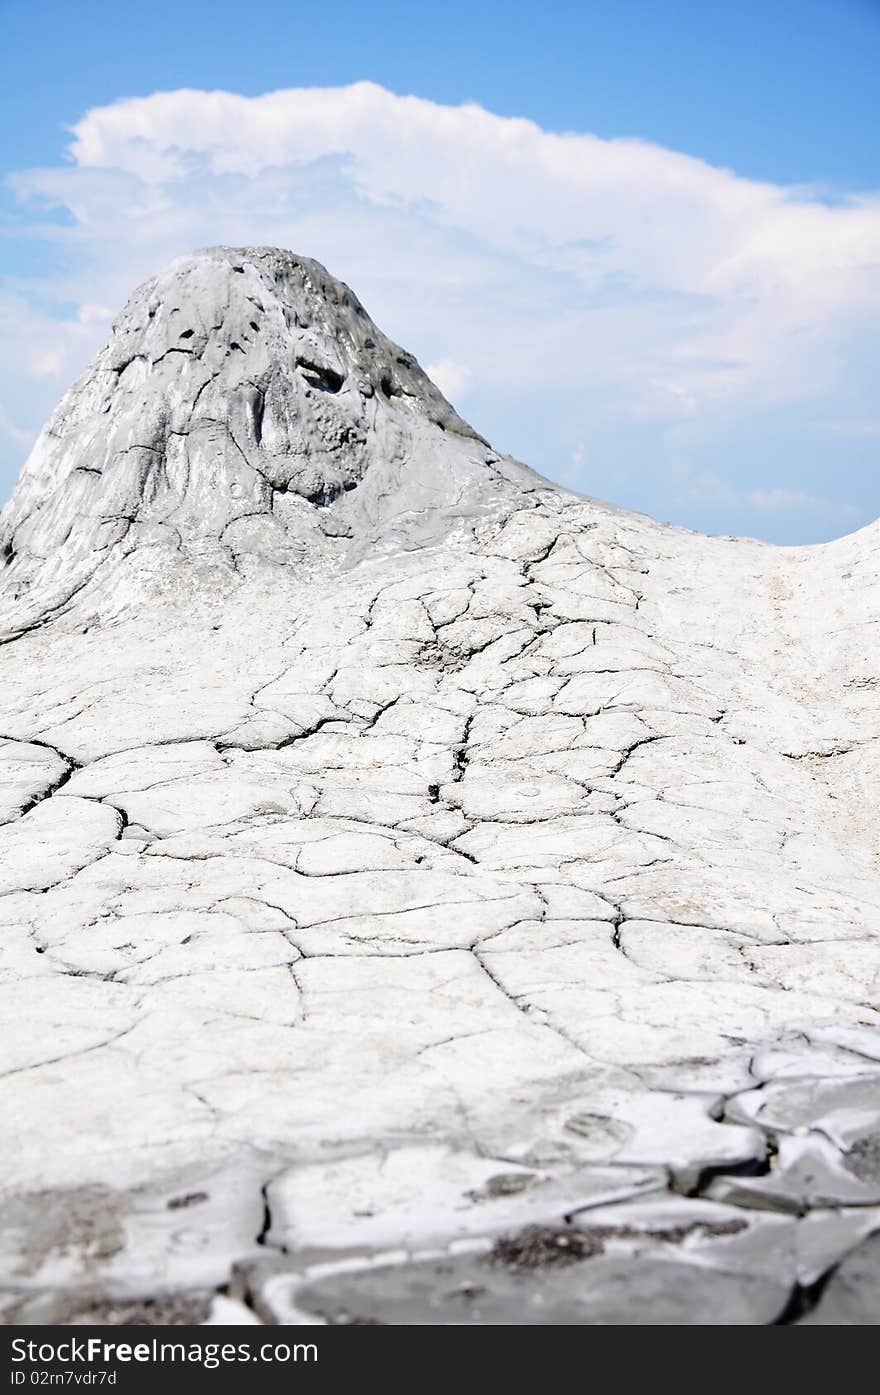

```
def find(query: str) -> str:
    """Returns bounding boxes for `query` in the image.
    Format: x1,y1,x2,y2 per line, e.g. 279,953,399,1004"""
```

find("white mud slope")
1,247,879,1325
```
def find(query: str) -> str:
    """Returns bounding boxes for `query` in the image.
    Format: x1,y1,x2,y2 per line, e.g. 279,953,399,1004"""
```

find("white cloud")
3,82,879,539
0,403,35,448
77,303,115,326
672,469,861,524
54,83,879,408
425,358,472,402
29,349,65,378
748,488,859,519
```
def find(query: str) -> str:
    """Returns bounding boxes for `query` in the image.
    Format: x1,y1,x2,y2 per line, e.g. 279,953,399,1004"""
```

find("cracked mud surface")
1,247,879,1325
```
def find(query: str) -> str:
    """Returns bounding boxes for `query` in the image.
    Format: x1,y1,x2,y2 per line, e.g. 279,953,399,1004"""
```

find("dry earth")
1,248,878,1324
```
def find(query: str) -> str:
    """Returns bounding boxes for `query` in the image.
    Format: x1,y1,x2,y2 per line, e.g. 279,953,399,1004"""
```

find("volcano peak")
0,246,537,639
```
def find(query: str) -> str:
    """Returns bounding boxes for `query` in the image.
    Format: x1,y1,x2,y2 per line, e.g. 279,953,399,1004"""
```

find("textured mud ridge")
1,248,879,1325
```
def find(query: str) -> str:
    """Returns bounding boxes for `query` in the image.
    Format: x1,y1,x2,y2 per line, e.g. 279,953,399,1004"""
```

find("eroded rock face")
1,248,879,1325
0,247,535,641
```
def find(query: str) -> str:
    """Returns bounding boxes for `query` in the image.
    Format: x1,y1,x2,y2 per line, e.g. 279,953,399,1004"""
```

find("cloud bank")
3,82,879,540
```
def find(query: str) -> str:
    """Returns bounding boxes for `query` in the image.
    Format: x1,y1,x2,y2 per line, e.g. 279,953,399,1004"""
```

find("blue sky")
1,0,878,542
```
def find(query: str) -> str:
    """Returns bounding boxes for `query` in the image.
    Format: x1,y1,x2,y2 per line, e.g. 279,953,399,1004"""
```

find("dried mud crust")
0,247,879,1324
489,1225,604,1270
490,1215,751,1272
67,1296,212,1327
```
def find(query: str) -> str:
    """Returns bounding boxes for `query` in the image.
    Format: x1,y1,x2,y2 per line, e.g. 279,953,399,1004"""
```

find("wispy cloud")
0,403,35,448
425,358,473,403
747,487,860,520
